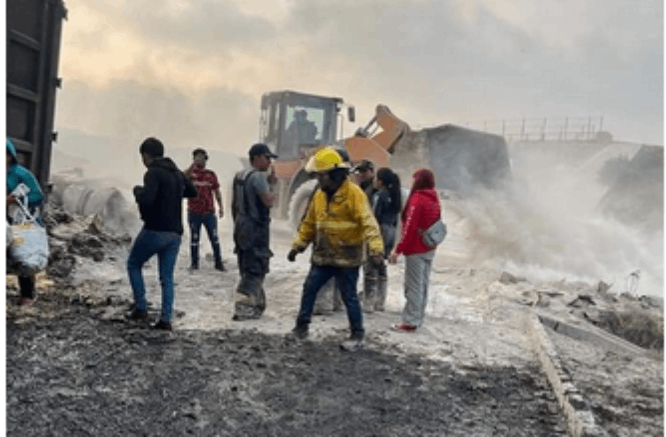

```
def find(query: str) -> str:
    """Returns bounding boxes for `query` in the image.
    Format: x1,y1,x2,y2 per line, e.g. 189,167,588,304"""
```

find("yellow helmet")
305,146,349,173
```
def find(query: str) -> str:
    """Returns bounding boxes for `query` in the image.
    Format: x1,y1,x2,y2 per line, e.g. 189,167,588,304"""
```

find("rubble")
42,201,132,286
498,271,525,284
549,328,663,437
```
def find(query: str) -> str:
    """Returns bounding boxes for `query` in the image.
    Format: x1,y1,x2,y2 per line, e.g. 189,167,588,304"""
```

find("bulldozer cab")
259,91,343,160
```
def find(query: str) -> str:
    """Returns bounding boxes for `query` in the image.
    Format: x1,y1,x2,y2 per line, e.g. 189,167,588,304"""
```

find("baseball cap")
353,159,374,173
249,143,278,159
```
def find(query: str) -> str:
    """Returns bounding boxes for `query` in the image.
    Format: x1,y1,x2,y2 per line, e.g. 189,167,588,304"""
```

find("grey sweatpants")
401,250,435,327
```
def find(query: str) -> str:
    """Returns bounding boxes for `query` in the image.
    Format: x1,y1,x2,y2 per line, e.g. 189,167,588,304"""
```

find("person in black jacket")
363,167,401,312
127,137,198,330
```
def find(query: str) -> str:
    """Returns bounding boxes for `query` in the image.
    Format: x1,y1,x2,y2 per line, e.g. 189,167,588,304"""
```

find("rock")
568,294,596,308
638,295,663,310
499,271,519,284
583,308,602,324
68,234,106,262
536,293,550,308
597,280,613,294
46,246,77,281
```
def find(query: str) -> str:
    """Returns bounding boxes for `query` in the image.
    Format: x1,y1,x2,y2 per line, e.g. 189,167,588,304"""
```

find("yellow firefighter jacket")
293,179,383,267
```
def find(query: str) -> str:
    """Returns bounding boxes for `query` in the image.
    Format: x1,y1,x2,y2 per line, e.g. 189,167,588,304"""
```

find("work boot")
291,325,309,340
153,320,173,331
127,308,149,322
340,331,364,352
375,277,388,312
232,292,262,321
214,260,226,272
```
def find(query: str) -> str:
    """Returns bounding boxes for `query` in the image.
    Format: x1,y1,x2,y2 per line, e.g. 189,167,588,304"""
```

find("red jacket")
395,189,441,256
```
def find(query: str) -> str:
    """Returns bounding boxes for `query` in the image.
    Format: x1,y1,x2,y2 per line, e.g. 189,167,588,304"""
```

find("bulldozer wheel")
288,179,318,231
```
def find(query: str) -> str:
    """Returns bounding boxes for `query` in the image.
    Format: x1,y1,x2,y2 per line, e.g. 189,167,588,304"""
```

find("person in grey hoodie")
127,137,198,330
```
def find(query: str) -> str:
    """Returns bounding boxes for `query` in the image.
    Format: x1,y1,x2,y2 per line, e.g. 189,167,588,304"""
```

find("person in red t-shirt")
388,168,441,333
186,148,225,271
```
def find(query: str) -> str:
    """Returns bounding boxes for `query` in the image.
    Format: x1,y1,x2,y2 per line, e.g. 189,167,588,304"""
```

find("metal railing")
464,116,605,142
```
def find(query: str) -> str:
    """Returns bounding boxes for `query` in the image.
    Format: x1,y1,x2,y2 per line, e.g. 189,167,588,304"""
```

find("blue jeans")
188,211,222,266
296,265,364,335
127,228,181,322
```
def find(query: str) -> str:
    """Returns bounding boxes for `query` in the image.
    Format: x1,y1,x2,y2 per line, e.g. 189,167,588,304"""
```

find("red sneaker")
392,323,417,333
19,298,35,306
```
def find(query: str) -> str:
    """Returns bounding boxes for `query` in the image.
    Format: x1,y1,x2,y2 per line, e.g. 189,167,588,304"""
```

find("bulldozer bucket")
345,136,392,169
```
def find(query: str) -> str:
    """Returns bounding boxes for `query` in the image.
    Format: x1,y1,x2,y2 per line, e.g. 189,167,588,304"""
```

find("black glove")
287,249,299,262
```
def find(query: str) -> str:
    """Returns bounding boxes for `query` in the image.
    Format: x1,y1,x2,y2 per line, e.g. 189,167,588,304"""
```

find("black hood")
150,157,180,172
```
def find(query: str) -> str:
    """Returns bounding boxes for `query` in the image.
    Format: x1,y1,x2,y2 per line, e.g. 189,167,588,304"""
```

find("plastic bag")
7,184,49,275
8,222,49,275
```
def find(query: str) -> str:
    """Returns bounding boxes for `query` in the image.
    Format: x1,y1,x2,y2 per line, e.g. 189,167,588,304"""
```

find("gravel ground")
7,294,568,437
8,215,661,436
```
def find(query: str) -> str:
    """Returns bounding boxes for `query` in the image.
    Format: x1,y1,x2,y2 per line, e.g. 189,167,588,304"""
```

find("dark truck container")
7,0,67,189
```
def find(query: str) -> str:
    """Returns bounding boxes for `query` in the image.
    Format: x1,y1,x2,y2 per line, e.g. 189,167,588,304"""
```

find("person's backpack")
231,169,258,222
231,170,258,251
420,219,447,248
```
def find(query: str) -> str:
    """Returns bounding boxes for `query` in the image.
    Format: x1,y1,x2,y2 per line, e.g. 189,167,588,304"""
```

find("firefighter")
287,147,384,351
310,148,351,315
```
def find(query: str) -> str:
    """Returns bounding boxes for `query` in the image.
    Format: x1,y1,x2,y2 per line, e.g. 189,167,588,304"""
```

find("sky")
54,0,663,162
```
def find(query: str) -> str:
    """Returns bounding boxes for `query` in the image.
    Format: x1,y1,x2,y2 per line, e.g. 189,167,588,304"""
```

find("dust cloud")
50,135,245,240
449,142,663,297
50,116,662,298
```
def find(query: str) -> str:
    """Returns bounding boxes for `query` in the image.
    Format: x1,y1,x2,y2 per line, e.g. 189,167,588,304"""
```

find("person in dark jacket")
353,159,377,303
353,159,375,196
6,138,44,305
363,167,401,312
388,168,441,333
127,137,198,330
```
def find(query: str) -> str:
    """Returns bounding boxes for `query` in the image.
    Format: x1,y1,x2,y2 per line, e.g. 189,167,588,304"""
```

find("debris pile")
499,269,664,351
42,200,132,286
49,168,141,238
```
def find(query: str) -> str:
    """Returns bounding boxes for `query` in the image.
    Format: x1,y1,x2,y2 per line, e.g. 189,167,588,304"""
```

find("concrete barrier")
527,311,608,437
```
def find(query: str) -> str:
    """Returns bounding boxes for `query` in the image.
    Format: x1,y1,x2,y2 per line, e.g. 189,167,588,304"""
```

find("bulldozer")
259,90,512,227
